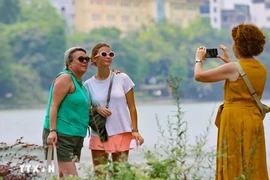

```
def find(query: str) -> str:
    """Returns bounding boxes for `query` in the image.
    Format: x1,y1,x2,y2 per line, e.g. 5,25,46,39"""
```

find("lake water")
1,100,270,177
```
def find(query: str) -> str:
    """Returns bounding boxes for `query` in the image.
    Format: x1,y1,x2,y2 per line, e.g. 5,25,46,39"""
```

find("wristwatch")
50,129,57,132
195,58,202,63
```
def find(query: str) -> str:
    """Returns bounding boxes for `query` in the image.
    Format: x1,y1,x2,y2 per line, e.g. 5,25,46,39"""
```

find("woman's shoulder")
258,61,267,71
56,72,73,81
243,59,267,70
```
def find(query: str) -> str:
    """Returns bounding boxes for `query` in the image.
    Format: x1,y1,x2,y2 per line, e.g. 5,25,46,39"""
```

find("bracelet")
132,129,139,133
50,129,57,132
195,58,202,63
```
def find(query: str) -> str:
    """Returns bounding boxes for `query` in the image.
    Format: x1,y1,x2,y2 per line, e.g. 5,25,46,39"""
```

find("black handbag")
89,73,114,142
90,113,107,132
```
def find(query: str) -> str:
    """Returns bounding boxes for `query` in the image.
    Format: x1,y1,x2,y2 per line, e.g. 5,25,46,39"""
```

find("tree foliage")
0,0,66,104
0,0,20,24
0,30,14,99
2,2,270,105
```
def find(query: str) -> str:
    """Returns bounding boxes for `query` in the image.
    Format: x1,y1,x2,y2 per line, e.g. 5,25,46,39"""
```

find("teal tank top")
43,69,89,137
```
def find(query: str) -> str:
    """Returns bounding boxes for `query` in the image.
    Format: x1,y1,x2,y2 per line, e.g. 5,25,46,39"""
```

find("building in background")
221,4,251,30
209,0,224,29
200,1,210,18
157,0,165,23
49,0,74,33
207,0,254,29
163,0,206,27
74,0,154,33
73,0,203,33
251,0,270,28
48,0,270,34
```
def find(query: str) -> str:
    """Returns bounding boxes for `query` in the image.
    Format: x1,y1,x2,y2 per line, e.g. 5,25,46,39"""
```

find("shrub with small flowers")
0,137,44,180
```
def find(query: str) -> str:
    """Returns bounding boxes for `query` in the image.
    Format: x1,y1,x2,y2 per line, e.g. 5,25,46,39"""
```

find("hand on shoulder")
112,69,122,74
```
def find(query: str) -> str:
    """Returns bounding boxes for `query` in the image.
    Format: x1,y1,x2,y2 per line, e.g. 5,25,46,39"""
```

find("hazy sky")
224,0,252,9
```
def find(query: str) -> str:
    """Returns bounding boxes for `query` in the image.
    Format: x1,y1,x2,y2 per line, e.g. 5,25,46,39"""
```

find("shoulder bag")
89,73,114,142
235,62,270,119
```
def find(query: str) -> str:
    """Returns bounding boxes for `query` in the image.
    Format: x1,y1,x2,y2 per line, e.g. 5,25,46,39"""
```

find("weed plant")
0,137,44,180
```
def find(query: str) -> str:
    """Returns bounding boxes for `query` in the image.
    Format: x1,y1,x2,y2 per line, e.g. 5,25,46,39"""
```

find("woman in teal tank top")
42,47,91,178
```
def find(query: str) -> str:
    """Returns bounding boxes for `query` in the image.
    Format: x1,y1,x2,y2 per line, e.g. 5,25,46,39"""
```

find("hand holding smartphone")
206,48,218,58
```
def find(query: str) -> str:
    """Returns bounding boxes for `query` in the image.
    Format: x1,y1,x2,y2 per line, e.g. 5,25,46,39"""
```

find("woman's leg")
58,161,78,177
112,151,129,162
43,129,80,177
106,151,129,177
91,150,109,176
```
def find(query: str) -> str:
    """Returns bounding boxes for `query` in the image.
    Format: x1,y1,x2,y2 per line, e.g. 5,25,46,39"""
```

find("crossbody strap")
105,72,115,108
234,62,264,113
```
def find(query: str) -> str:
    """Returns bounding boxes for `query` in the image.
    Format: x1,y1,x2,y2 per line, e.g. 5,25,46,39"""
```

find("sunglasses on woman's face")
95,51,115,58
77,56,90,63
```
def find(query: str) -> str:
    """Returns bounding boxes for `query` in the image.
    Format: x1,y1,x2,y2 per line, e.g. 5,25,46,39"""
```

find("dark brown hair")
231,23,266,58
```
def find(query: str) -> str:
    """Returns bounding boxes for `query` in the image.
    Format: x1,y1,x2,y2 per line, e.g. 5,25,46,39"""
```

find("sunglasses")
78,56,90,63
95,51,115,58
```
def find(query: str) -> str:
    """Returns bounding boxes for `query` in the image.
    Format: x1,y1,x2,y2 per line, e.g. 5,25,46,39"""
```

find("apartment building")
209,0,224,29
221,4,251,30
73,0,204,33
163,0,206,27
200,1,210,18
208,0,252,29
252,0,270,28
49,0,270,33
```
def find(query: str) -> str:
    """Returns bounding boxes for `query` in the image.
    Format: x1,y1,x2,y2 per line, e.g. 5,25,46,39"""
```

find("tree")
0,29,14,101
9,64,46,103
136,21,187,84
0,0,66,104
5,0,67,90
0,0,20,24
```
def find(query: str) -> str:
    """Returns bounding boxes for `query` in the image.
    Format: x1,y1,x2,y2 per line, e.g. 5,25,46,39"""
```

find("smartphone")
206,48,218,58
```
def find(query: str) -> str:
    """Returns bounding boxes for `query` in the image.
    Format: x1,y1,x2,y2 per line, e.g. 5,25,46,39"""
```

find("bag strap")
46,144,60,180
234,62,264,113
105,72,115,108
46,147,52,180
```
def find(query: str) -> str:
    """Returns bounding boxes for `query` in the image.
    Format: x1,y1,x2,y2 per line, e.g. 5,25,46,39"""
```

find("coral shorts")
89,132,132,153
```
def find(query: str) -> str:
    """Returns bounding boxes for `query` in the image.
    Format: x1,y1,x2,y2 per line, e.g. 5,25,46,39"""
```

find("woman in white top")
84,42,144,175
